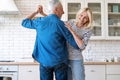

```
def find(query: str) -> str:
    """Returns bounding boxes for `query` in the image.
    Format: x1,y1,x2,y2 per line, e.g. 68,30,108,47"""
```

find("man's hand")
37,5,47,16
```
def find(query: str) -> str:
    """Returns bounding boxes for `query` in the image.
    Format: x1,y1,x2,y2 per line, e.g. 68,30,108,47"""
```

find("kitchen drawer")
107,75,120,80
85,65,105,80
106,65,120,74
18,65,40,80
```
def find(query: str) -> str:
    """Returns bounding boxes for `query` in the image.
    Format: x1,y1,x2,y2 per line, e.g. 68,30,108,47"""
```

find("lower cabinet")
18,64,120,80
18,65,40,80
107,75,120,80
106,65,120,80
85,65,106,80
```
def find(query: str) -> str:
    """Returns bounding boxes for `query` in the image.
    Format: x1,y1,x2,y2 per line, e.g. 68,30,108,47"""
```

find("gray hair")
48,0,61,12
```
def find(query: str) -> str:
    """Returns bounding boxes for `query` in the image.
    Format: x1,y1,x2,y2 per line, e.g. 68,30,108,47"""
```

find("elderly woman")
64,8,93,80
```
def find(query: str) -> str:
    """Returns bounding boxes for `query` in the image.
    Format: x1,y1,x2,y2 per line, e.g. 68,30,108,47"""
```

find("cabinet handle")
28,70,32,72
90,70,95,72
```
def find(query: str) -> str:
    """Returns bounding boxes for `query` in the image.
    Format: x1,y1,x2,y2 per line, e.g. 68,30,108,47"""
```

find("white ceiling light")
0,0,19,15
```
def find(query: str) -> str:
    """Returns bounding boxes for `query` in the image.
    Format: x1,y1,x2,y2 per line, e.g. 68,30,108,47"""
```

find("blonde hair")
75,8,93,29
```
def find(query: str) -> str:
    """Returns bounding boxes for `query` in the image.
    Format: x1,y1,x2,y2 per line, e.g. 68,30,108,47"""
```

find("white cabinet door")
105,0,120,40
107,75,120,80
85,65,105,80
85,0,105,40
106,65,120,74
106,65,120,80
18,65,40,80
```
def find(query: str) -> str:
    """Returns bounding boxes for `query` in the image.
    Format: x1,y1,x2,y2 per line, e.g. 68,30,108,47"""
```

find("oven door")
0,77,12,80
0,74,13,80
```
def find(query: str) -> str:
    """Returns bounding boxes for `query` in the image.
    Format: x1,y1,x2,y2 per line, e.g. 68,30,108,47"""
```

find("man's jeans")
40,63,68,80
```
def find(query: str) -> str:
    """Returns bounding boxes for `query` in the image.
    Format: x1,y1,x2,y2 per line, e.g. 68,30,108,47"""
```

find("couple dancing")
21,0,93,80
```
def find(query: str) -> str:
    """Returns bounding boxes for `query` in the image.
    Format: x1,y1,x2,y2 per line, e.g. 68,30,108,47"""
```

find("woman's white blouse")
67,19,92,60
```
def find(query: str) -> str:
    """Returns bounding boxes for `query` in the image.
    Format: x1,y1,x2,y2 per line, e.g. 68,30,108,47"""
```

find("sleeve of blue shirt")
57,21,79,49
21,18,42,29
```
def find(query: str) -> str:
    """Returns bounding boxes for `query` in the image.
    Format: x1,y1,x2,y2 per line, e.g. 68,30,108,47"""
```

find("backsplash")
83,40,120,62
0,0,120,62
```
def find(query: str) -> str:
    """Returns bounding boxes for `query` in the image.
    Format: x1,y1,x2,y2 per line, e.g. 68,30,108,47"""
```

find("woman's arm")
64,22,84,48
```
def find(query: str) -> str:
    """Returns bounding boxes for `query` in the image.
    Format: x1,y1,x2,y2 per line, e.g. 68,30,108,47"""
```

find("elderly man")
21,0,79,80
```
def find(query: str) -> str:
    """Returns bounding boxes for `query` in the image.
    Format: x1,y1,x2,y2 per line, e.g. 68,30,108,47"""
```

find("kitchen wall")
0,0,42,61
0,0,120,62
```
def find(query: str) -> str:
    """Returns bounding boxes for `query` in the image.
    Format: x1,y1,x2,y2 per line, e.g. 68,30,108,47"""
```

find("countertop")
0,62,39,65
0,62,120,65
84,62,120,65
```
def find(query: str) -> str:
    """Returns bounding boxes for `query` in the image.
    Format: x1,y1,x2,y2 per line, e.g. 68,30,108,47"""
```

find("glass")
68,3,81,20
88,3,101,36
68,3,81,12
108,4,120,12
93,15,101,25
108,3,120,36
108,5,112,12
109,27,120,36
68,14,76,20
92,27,101,36
88,3,101,12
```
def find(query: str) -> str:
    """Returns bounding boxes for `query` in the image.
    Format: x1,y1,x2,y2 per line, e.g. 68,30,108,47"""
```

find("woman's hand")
64,22,72,31
64,22,82,48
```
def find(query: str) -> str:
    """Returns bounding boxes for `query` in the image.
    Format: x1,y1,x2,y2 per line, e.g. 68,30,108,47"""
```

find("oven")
0,65,18,80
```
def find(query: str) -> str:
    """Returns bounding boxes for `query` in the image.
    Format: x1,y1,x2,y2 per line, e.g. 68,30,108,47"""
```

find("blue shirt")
21,14,79,67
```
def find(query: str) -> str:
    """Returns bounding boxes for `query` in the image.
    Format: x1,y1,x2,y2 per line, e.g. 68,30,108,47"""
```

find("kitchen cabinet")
62,0,120,40
106,65,120,80
84,0,105,40
63,0,104,39
18,65,40,80
85,65,105,80
105,0,120,40
62,0,84,21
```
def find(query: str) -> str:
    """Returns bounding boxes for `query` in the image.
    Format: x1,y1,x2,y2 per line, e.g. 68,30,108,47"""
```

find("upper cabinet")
62,0,84,21
84,0,105,40
105,0,120,40
63,0,120,40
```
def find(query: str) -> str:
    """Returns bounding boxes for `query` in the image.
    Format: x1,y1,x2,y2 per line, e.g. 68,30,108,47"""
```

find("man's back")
22,14,79,67
32,14,68,67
